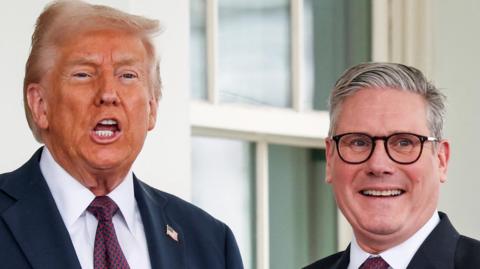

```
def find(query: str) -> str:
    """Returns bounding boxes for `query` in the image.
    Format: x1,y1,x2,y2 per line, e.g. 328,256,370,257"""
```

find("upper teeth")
100,119,117,125
362,190,402,197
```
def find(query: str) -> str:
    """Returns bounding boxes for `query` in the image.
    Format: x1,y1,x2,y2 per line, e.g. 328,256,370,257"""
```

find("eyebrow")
64,54,102,67
113,57,144,68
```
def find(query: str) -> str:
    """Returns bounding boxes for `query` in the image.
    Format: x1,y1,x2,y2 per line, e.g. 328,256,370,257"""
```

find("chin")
364,224,400,236
86,152,129,170
88,160,122,171
359,215,403,236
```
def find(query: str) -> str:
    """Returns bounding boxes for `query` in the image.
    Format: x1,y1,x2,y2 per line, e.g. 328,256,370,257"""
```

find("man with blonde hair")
0,1,243,268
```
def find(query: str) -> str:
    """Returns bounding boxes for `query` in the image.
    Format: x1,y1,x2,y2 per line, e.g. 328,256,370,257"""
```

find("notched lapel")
134,178,186,269
336,245,351,269
303,245,350,269
1,150,81,269
407,213,458,268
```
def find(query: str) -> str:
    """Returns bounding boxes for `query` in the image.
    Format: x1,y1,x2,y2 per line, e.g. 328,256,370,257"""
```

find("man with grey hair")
0,1,243,268
304,62,480,268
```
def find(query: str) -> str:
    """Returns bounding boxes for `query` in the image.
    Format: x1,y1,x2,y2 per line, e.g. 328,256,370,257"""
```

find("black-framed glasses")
331,132,438,164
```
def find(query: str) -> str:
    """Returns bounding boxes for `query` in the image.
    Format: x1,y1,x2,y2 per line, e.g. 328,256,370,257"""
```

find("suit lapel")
336,245,351,269
134,177,185,269
407,212,458,268
0,149,81,269
305,246,350,269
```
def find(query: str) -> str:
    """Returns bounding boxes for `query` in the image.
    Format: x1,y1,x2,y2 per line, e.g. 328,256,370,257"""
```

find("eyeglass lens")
336,133,425,164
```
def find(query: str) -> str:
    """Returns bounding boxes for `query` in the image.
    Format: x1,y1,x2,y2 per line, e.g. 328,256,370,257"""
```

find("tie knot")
87,196,118,221
360,256,390,269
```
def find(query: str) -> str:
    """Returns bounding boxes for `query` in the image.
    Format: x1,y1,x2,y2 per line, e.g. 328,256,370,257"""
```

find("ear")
437,139,450,183
26,83,49,130
147,97,158,131
325,138,335,184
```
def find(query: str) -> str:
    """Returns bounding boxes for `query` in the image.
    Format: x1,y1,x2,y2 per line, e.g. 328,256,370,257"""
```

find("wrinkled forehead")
59,28,146,52
44,29,151,77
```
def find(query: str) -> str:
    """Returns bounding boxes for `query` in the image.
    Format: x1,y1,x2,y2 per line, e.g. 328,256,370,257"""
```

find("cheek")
330,168,359,217
404,168,423,184
51,101,86,123
402,164,440,203
404,159,437,185
330,163,360,193
47,103,71,127
49,89,88,113
126,101,152,129
124,90,150,108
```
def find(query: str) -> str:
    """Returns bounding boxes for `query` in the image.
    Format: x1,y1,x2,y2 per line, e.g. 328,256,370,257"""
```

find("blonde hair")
24,0,162,142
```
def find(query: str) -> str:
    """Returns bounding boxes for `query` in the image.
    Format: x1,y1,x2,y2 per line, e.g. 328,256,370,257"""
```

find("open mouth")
360,189,405,197
91,119,121,141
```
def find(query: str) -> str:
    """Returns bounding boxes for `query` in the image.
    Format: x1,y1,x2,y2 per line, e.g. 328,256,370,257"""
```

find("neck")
44,144,132,196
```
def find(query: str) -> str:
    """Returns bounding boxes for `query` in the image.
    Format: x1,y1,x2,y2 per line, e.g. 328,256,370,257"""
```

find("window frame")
190,0,431,266
191,1,328,267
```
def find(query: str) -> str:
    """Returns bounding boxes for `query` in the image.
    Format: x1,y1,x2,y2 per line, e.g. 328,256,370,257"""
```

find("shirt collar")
349,236,373,269
349,211,440,269
108,170,137,233
40,147,137,233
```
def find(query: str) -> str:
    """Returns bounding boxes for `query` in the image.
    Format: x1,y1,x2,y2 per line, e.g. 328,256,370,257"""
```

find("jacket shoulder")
0,171,16,212
0,162,27,188
454,235,480,267
303,251,346,269
0,148,43,190
0,150,43,208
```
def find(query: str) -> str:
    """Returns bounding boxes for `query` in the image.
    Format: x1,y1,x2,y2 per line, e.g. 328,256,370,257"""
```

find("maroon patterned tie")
88,196,130,269
359,256,390,269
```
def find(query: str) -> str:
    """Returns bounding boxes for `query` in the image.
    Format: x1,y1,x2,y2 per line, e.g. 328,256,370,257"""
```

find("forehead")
56,29,148,65
335,87,429,135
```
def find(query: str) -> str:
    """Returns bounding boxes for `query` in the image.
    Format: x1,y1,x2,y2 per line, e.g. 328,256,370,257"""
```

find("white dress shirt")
348,211,440,269
40,148,152,269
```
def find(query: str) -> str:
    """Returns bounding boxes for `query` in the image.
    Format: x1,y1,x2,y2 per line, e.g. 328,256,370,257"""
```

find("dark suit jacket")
303,212,480,269
0,148,244,269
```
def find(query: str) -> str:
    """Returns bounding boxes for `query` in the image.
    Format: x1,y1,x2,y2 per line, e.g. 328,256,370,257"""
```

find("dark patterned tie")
359,256,390,269
88,196,130,269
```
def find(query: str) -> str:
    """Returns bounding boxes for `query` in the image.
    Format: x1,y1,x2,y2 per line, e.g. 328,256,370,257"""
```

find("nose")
95,75,120,106
365,140,395,177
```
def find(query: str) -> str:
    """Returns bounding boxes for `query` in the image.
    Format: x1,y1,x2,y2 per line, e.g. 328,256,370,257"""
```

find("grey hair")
24,0,162,142
328,62,446,139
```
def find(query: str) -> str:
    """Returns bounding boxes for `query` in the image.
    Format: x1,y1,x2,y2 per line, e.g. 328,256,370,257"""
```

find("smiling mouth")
360,189,405,197
92,119,121,141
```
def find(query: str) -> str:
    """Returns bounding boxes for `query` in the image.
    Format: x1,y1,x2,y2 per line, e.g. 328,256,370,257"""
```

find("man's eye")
120,73,137,79
350,139,369,147
73,72,91,78
396,139,414,147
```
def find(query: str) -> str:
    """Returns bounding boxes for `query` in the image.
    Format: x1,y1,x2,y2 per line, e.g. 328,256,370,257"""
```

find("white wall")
0,1,47,172
0,1,192,200
432,0,480,239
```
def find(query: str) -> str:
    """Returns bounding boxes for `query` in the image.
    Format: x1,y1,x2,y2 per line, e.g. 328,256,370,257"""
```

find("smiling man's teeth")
95,130,114,137
100,119,117,125
362,190,403,197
